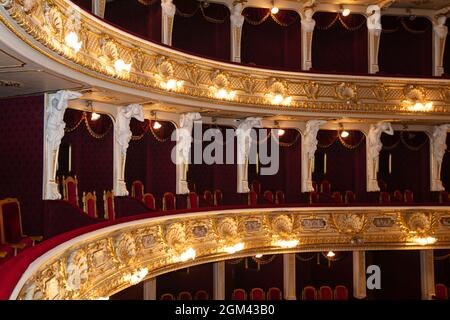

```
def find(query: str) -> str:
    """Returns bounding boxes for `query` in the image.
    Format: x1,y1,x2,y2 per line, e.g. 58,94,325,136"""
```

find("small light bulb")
166,79,177,90
153,121,162,130
91,112,101,121
341,130,349,138
272,94,284,104
114,59,131,74
255,254,263,258
326,251,336,258
342,8,351,16
65,31,82,53
217,88,228,99
277,129,285,136
271,6,279,14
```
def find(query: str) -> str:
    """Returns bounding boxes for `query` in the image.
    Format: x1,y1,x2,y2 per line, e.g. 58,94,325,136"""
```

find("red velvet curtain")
241,8,301,70
105,0,161,42
444,19,450,76
0,95,44,235
313,130,367,199
379,16,432,76
71,0,92,12
439,133,450,191
312,12,368,74
434,249,450,287
172,0,230,60
378,131,430,201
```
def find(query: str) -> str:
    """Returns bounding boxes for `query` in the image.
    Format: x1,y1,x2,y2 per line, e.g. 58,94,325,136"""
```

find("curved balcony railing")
0,0,449,118
2,205,450,300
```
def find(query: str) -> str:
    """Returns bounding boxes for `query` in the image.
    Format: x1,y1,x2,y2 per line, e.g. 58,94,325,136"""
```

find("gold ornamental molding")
0,0,449,116
10,206,450,300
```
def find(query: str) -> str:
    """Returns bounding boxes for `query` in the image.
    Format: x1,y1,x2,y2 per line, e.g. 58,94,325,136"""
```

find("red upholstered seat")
248,191,258,206
143,193,156,211
232,288,247,300
435,283,448,300
82,191,97,218
309,191,319,204
187,192,199,209
439,191,450,203
214,189,223,206
0,198,42,254
345,190,356,204
160,293,175,300
0,244,14,265
131,180,144,201
275,191,285,205
203,190,214,207
163,192,176,211
302,286,317,300
379,192,391,204
263,190,274,204
404,190,414,203
63,175,79,207
250,288,265,300
178,291,193,300
393,190,403,203
103,191,115,220
267,287,282,300
251,180,262,195
334,285,349,300
194,290,209,300
332,191,343,204
320,180,331,194
318,286,333,300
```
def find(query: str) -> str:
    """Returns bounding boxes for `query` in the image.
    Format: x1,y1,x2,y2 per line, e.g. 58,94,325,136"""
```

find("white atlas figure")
367,121,393,191
431,124,450,191
301,120,326,192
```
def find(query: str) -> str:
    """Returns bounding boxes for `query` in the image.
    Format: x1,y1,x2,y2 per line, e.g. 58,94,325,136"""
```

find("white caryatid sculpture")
230,2,244,62
114,104,144,196
366,122,394,192
176,112,201,194
433,15,448,77
431,124,450,191
44,90,82,200
161,0,176,45
300,3,315,70
366,5,382,74
301,120,326,192
236,117,262,193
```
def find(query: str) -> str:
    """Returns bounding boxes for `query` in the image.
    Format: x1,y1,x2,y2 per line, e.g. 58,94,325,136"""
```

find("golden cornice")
11,207,450,300
0,0,449,117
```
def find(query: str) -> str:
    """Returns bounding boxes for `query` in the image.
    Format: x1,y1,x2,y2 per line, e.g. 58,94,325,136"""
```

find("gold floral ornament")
331,213,368,235
164,223,196,262
241,75,256,95
270,214,298,248
43,3,63,46
65,249,89,294
64,8,82,54
266,78,292,106
335,82,358,103
397,211,438,245
402,85,433,112
215,218,244,254
155,56,183,91
113,233,137,265
99,38,131,76
303,81,319,100
209,70,236,100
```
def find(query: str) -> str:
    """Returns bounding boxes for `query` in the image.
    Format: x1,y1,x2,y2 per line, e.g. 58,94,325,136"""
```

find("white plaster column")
175,113,201,194
161,0,176,46
433,16,448,77
43,90,82,200
283,254,296,300
366,122,393,192
236,117,262,193
301,120,326,192
366,5,382,74
430,125,450,191
300,5,315,71
113,104,144,196
353,251,367,299
143,278,157,300
420,250,435,300
92,0,106,18
230,3,245,63
213,261,225,300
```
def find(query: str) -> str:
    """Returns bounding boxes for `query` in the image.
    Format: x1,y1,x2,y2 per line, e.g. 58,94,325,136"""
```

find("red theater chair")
320,180,331,194
332,192,343,204
345,191,356,204
302,286,317,300
194,290,209,300
267,287,282,300
393,190,403,203
103,191,115,220
178,291,193,300
434,283,449,300
187,192,199,209
214,189,223,206
275,191,285,205
251,180,262,195
250,288,265,300
82,191,97,218
0,198,42,255
379,192,391,204
63,175,79,207
163,192,176,211
0,244,14,265
404,190,414,203
309,191,319,204
131,180,144,201
232,289,247,300
203,190,214,207
248,191,258,206
318,286,333,300
160,293,175,300
334,285,349,300
440,191,450,203
263,190,274,204
143,193,156,211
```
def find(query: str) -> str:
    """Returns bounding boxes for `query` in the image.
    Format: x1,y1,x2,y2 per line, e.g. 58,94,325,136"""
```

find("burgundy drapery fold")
71,0,92,12
378,131,430,201
105,0,161,43
241,8,301,70
379,16,432,76
172,0,230,61
313,130,367,199
444,19,450,76
439,134,450,191
312,12,367,74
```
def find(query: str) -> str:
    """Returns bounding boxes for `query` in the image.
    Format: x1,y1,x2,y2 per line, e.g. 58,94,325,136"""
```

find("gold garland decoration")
382,138,401,151
244,10,272,26
382,17,428,35
316,13,366,31
399,131,429,152
244,11,299,27
138,0,159,5
83,114,113,139
251,254,277,265
295,252,316,262
226,258,245,265
176,4,227,24
337,132,365,149
315,13,339,30
64,114,85,133
434,253,450,261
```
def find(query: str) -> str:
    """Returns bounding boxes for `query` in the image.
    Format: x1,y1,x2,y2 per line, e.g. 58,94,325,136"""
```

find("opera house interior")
1,0,450,303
